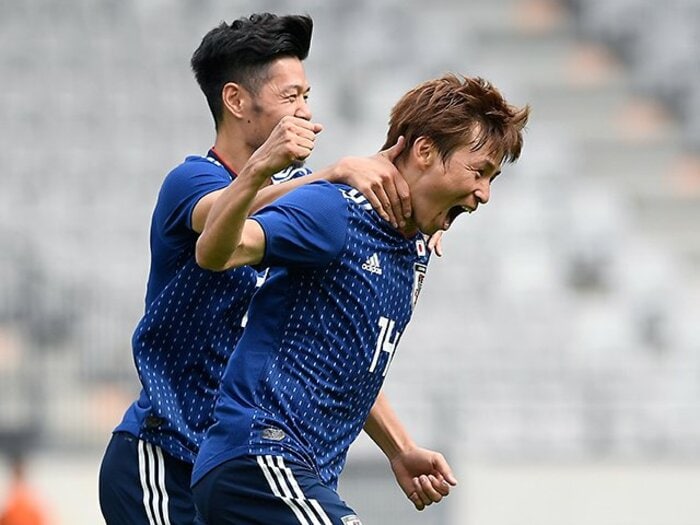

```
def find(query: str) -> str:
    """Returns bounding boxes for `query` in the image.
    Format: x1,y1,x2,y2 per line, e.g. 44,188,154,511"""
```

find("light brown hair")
383,74,530,165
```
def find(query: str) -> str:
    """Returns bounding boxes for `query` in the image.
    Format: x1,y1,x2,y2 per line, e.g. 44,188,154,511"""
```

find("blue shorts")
192,455,363,525
99,432,203,525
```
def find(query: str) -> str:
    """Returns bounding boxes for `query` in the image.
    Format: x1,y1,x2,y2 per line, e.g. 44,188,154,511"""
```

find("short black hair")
191,13,313,127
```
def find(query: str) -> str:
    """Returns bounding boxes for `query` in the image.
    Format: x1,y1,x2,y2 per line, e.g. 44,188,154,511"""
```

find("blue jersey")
115,151,312,464
192,181,430,489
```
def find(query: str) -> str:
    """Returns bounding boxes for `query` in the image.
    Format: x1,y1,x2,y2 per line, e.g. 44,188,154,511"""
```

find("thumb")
434,456,458,486
380,136,405,162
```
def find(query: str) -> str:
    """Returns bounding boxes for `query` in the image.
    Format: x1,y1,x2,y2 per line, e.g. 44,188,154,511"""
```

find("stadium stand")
1,0,699,522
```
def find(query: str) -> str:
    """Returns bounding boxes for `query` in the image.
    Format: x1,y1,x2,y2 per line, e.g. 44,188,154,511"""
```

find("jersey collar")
208,147,238,179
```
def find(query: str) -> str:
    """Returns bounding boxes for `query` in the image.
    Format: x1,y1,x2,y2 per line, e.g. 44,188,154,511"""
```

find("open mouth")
445,205,473,228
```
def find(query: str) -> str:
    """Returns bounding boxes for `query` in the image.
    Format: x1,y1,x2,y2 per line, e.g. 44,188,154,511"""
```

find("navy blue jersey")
115,153,312,464
192,181,430,489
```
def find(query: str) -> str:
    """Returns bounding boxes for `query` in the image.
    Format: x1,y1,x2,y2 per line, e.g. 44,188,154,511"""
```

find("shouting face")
408,139,502,235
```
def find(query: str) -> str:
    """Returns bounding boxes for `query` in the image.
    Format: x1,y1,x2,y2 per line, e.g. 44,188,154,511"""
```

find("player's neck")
392,162,420,238
213,130,253,175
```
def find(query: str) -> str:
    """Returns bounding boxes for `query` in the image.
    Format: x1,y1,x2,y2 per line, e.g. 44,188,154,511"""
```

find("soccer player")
99,13,447,525
191,74,530,524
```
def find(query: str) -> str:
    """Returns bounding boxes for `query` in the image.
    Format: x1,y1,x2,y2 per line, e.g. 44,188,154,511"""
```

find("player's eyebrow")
476,158,501,178
282,83,311,94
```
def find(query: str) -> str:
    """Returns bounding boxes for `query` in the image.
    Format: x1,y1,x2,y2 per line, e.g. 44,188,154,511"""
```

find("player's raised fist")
249,116,323,180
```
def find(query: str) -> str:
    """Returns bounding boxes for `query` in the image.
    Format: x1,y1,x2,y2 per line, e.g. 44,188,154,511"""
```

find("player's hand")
332,136,410,228
427,230,445,257
389,447,457,511
247,115,323,181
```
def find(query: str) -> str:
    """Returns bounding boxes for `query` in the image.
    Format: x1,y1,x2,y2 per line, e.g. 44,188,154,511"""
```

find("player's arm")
364,392,458,511
192,137,410,235
251,136,409,227
192,137,411,233
195,116,322,270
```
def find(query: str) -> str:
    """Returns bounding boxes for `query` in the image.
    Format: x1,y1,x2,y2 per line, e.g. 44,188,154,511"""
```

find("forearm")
364,391,416,461
196,157,269,271
253,140,412,229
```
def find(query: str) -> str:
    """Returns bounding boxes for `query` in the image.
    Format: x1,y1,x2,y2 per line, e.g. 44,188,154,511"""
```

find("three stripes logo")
362,253,383,275
257,455,334,525
137,440,171,525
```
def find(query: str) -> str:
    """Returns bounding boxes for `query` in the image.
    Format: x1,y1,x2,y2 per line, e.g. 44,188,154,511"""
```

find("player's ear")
222,82,247,119
412,136,437,168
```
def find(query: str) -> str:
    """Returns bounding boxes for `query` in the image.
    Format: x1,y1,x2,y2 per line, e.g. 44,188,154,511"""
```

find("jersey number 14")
369,316,401,376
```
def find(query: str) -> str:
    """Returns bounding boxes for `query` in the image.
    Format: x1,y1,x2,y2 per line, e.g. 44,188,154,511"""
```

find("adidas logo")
362,253,383,275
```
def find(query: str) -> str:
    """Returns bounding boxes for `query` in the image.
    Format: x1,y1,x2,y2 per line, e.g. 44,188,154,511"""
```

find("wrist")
386,437,418,462
238,156,274,186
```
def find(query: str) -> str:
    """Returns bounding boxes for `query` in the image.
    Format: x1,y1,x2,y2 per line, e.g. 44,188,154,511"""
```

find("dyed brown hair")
383,74,530,165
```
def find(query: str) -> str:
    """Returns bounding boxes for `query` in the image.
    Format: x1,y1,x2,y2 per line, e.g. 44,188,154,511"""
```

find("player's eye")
468,167,482,179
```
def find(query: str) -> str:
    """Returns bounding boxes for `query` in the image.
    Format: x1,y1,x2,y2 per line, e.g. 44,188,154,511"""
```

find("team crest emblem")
341,515,363,525
412,263,427,310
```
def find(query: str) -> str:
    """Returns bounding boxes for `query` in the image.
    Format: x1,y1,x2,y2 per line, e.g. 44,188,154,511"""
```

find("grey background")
1,0,699,523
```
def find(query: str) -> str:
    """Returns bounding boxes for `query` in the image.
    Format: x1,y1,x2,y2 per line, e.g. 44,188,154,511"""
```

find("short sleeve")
154,158,231,240
252,181,349,268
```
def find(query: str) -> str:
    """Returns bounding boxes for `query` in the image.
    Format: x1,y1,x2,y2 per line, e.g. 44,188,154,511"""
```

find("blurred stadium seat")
1,0,699,522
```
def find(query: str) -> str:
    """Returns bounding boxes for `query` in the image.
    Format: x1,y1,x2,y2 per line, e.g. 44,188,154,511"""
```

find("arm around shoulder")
196,115,323,270
196,218,266,271
194,159,271,271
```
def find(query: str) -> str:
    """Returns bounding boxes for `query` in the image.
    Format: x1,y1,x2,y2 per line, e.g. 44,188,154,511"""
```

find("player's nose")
475,180,490,204
296,98,312,121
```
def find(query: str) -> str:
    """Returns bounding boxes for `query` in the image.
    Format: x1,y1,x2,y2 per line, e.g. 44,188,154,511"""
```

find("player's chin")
420,224,441,236
415,215,441,235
